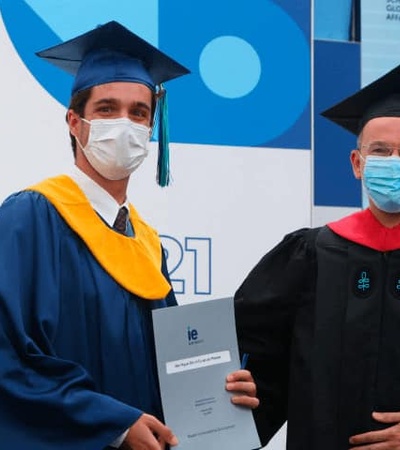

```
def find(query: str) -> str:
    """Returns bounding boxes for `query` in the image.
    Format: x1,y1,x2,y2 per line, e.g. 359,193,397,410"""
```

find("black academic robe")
0,176,176,450
235,208,400,449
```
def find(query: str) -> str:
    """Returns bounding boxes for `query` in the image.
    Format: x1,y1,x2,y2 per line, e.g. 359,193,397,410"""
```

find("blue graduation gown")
0,186,176,449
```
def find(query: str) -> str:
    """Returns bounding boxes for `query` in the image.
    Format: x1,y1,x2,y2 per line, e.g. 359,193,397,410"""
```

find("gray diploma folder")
152,297,261,450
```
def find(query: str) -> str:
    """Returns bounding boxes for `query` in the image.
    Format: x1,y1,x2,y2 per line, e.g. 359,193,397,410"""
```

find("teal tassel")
156,85,170,187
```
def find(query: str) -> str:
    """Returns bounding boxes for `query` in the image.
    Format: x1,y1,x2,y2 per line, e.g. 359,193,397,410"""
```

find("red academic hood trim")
328,208,400,252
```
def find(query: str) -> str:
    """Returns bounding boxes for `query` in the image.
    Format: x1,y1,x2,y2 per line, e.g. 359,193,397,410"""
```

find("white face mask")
76,117,150,180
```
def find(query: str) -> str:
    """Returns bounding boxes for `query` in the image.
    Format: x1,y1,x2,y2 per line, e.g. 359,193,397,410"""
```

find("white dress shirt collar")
68,166,129,227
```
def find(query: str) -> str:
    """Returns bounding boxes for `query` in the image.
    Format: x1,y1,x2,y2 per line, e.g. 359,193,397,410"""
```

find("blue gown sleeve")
234,227,319,446
161,245,178,307
0,192,151,450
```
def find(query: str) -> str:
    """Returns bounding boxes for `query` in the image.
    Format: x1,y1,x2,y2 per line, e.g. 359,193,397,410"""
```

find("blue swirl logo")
1,0,311,148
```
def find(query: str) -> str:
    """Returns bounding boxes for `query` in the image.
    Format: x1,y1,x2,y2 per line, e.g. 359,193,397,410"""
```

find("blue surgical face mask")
361,154,400,213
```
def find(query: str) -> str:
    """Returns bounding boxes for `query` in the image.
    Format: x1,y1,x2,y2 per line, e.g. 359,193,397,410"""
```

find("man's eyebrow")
92,98,151,111
131,101,151,112
368,140,392,145
92,98,119,106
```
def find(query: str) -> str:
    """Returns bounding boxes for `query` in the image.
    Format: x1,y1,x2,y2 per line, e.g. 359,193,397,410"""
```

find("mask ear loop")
357,150,371,210
74,117,92,151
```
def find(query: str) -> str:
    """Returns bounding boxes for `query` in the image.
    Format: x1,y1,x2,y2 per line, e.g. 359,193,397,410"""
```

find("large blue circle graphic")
199,36,261,99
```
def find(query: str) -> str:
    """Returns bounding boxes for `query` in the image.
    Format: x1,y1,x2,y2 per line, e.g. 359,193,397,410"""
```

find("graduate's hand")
349,412,400,449
225,369,260,409
120,413,178,450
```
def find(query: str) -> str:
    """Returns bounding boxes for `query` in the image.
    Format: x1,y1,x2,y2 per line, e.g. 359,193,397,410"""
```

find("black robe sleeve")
234,228,319,446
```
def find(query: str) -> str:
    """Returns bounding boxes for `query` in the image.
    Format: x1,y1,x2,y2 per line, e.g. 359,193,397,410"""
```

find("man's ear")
67,109,80,136
350,149,363,180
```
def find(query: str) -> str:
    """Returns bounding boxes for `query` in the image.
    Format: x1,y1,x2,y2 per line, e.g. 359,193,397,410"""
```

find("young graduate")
235,64,400,450
0,21,258,450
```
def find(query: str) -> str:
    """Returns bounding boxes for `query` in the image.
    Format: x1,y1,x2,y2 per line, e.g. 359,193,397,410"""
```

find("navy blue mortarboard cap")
322,64,400,136
36,21,190,186
36,20,190,94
